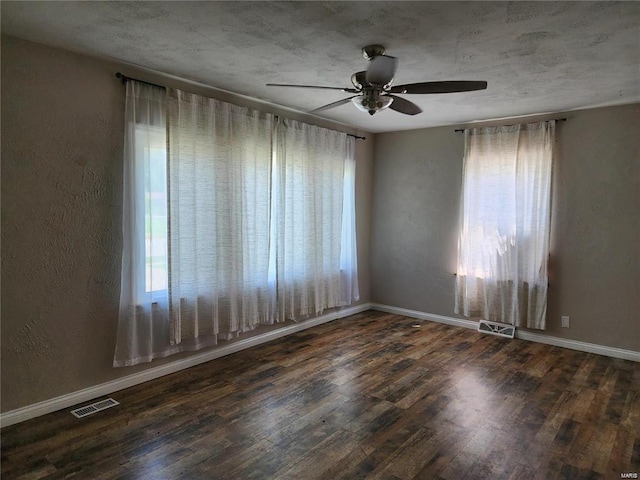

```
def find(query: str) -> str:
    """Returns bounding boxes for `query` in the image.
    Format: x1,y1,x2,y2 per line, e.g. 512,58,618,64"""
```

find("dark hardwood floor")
2,311,639,479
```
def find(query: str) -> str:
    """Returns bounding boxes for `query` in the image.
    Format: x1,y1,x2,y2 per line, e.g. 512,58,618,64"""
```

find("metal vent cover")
70,398,119,418
478,319,515,339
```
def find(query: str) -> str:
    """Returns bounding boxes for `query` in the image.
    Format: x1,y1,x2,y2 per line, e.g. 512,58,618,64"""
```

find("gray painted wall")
371,104,640,352
1,36,373,412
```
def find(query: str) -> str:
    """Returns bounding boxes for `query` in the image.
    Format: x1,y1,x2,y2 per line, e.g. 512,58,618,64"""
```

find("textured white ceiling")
2,1,639,132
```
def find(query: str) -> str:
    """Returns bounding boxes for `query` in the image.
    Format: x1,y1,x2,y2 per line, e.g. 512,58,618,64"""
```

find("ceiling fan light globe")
378,95,394,111
351,97,370,113
351,95,393,114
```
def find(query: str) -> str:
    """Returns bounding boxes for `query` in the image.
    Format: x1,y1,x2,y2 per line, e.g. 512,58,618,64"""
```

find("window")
138,127,168,294
454,121,555,329
115,82,358,366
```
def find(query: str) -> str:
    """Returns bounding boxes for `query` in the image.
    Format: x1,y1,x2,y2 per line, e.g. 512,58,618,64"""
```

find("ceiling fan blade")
365,55,397,86
387,95,422,116
310,96,358,113
389,81,488,94
267,83,358,93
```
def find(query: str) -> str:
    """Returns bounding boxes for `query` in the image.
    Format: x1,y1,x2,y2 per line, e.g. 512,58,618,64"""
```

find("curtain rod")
115,72,366,141
454,117,567,133
116,72,165,90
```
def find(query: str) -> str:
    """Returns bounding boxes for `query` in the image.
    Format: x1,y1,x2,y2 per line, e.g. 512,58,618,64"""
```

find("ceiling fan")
267,45,487,116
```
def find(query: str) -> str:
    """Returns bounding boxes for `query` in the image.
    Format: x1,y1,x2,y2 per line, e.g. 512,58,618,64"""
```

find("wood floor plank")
2,311,638,479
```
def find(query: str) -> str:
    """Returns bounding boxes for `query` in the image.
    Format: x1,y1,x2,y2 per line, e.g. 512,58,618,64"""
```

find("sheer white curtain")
115,84,359,366
455,120,555,329
167,89,276,344
273,119,359,319
340,138,359,306
114,82,171,366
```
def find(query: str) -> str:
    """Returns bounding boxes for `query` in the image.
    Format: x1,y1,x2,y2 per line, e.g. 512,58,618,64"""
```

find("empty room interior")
1,2,639,479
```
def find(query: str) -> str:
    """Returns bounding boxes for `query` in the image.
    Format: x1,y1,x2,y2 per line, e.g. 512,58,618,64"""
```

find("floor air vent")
70,398,119,419
478,319,515,339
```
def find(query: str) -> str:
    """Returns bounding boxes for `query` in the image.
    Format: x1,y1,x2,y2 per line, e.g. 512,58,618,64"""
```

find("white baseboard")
371,303,478,330
370,303,640,362
0,303,371,428
514,329,640,362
